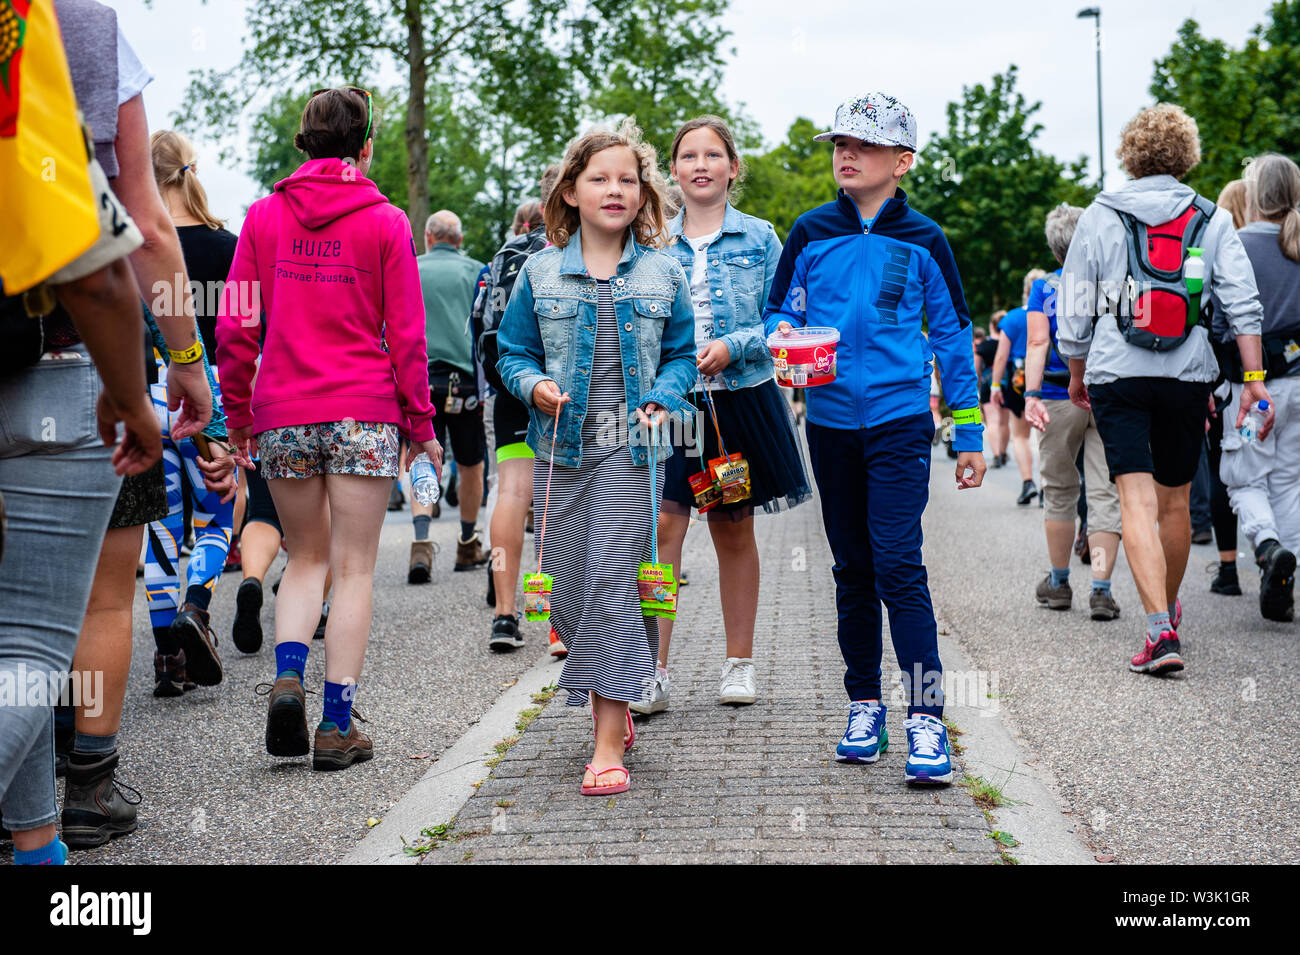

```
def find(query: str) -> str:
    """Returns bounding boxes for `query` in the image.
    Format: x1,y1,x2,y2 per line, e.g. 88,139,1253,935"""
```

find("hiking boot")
1257,539,1296,622
231,577,264,653
1016,479,1038,506
387,481,405,512
153,650,195,698
264,675,310,757
1034,573,1072,610
1089,589,1120,621
408,540,435,584
1074,524,1091,564
61,751,141,849
170,603,222,686
489,613,525,653
454,533,488,572
312,720,373,771
1130,631,1184,675
1209,562,1242,596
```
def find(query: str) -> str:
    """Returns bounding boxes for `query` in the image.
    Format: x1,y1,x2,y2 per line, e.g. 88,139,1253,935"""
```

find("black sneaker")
232,577,264,653
1016,480,1038,506
61,751,141,849
1257,540,1296,622
1209,562,1242,596
489,614,525,653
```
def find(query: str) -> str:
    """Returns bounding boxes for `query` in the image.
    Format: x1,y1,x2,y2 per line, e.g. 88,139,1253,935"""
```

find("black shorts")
493,388,532,456
1002,386,1025,418
244,462,281,534
431,387,487,467
1089,377,1212,486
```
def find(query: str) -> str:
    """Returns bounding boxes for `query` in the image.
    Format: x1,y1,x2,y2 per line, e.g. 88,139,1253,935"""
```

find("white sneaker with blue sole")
835,700,888,763
903,713,953,784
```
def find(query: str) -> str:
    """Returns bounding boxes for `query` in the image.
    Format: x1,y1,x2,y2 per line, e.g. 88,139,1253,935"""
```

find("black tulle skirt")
662,378,812,522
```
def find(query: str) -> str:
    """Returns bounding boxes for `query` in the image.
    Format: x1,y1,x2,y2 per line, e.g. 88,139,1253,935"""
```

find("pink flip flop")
581,764,630,796
591,704,635,752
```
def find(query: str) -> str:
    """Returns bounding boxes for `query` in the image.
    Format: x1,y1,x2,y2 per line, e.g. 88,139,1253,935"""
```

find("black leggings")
1206,397,1237,555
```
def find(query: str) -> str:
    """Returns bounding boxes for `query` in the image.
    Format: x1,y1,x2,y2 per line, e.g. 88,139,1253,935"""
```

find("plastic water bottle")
410,452,441,506
1239,400,1269,444
1184,247,1205,320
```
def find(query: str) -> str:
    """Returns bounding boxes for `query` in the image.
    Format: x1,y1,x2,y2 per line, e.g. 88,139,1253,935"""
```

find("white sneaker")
719,657,756,705
630,667,670,715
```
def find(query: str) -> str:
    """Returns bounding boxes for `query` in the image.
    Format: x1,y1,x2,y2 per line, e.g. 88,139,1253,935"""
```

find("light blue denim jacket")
664,202,783,390
496,227,698,467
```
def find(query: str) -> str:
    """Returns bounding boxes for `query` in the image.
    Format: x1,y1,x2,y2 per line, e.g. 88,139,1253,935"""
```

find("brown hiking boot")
313,720,373,771
454,533,488,572
1034,573,1072,610
153,650,196,698
264,675,310,757
170,603,222,686
408,540,435,584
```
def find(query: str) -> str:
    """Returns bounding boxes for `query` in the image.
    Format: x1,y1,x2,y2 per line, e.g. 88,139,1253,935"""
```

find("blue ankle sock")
72,732,117,756
413,515,431,541
1050,566,1069,588
322,680,355,732
1146,611,1172,641
15,836,68,866
1091,579,1112,595
275,641,309,683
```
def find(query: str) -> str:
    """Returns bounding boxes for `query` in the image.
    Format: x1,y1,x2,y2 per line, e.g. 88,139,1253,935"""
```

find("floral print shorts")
257,420,400,479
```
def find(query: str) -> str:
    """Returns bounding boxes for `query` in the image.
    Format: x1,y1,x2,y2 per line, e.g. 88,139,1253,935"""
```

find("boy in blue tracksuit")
764,92,986,785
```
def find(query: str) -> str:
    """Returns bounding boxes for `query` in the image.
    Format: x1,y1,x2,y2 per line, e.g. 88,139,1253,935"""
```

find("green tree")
175,0,567,233
905,67,1095,323
566,0,758,161
1150,3,1300,196
740,117,837,240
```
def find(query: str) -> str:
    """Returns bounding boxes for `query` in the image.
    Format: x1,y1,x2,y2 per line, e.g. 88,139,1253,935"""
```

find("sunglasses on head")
311,86,372,148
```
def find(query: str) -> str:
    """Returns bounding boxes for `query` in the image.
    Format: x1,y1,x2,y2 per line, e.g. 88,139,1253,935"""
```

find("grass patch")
943,717,966,756
484,735,520,769
494,799,515,809
461,850,474,862
531,684,558,705
401,819,457,857
961,763,1020,811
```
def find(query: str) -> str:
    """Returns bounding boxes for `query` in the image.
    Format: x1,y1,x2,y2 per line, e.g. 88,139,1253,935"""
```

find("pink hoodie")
216,158,435,444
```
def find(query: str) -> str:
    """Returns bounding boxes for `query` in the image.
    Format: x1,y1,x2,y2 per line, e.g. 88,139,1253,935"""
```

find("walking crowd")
1,0,1296,864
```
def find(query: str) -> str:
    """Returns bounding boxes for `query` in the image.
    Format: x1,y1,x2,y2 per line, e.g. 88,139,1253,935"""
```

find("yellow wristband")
1243,370,1265,382
990,383,1002,390
168,341,204,365
951,406,982,425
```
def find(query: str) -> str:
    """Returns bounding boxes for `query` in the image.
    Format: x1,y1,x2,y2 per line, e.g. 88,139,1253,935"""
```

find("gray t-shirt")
1213,222,1300,378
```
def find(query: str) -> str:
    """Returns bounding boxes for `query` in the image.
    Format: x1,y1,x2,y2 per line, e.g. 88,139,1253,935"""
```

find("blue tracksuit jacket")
762,188,984,452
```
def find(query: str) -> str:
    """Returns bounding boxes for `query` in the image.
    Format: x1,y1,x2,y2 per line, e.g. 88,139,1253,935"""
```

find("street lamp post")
1078,7,1104,190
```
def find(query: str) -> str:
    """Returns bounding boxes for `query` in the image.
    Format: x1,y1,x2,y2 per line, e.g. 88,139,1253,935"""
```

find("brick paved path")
424,491,1000,864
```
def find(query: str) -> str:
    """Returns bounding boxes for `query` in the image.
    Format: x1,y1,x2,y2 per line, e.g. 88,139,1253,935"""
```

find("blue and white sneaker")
835,701,888,763
903,714,953,785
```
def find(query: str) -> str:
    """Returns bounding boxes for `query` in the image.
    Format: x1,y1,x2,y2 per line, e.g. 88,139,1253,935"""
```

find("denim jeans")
0,348,120,829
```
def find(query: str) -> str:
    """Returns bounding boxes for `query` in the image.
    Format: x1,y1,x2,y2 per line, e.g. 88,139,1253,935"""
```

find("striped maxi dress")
533,279,664,707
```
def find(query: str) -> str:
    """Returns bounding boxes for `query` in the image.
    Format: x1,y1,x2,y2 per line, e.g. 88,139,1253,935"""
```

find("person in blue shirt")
764,92,985,786
990,270,1046,504
1023,205,1123,622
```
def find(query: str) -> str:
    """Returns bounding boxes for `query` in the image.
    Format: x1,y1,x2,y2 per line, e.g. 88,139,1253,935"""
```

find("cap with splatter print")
813,92,916,151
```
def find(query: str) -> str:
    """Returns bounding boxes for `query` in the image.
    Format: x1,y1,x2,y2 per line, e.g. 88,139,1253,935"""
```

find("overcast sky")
110,0,1272,234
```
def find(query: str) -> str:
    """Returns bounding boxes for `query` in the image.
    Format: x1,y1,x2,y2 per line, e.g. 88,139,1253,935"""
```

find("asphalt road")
926,440,1300,864
53,503,558,865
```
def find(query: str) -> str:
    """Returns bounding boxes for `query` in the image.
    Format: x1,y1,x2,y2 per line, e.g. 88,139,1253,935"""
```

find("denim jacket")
664,202,783,390
496,227,697,467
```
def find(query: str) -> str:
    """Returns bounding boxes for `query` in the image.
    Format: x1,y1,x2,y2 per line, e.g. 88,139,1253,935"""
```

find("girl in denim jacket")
634,117,811,716
497,121,696,795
